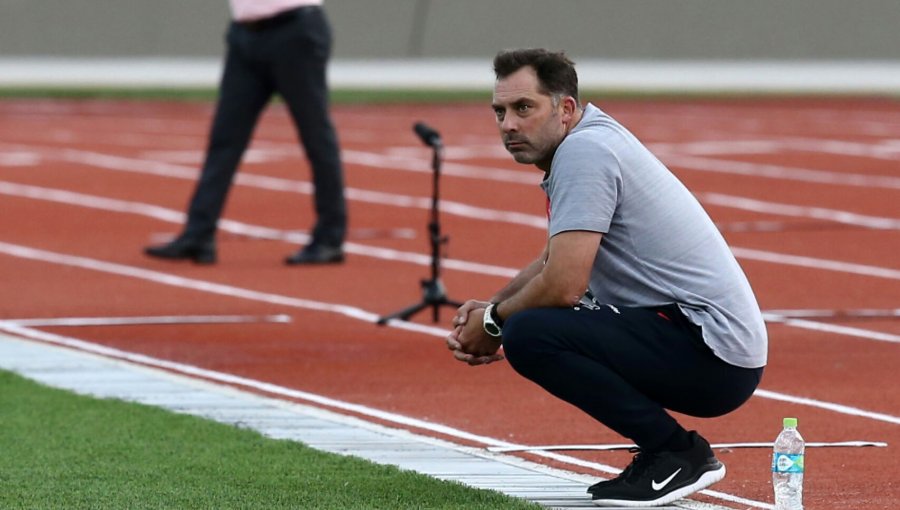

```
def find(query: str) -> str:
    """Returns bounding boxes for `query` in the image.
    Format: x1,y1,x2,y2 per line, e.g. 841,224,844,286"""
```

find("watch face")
484,322,502,337
483,305,502,337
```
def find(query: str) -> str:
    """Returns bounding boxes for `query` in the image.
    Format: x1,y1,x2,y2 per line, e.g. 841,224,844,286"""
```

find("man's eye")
517,104,531,113
494,109,505,120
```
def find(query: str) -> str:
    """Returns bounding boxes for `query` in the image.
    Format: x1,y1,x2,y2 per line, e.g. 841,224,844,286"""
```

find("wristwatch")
482,303,504,337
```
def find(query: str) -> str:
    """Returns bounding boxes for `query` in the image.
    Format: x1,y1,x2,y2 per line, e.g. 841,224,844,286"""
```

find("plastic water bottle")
772,417,804,510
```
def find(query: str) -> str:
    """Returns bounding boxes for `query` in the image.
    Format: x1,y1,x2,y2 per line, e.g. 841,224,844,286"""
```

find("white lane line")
0,241,449,338
7,144,900,232
754,389,900,426
0,144,544,228
762,308,900,319
1,240,898,429
0,150,42,166
64,145,900,228
699,193,900,231
650,140,787,157
617,108,900,139
490,441,887,453
649,137,900,161
762,315,900,344
762,308,900,345
5,314,292,327
341,149,538,184
3,180,899,284
780,137,900,161
731,247,900,280
0,329,759,510
72,146,544,225
0,181,518,279
661,153,900,189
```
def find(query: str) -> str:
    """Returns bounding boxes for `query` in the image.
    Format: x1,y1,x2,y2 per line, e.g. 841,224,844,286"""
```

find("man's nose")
500,115,518,133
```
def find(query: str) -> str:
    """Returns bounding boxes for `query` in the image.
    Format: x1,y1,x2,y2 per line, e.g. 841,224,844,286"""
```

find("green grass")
0,370,539,509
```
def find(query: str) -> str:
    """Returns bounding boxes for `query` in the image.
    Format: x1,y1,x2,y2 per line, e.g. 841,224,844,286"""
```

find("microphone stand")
378,123,463,325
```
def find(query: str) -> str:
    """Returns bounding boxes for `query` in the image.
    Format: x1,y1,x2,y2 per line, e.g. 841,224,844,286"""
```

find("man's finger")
446,337,462,351
466,353,505,366
452,349,473,363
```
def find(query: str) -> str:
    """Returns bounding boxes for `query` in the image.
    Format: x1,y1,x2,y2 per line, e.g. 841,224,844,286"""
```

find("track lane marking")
5,143,900,232
5,314,292,327
731,247,900,280
659,153,900,189
0,143,546,227
0,240,898,428
762,315,900,344
698,193,900,231
2,180,898,284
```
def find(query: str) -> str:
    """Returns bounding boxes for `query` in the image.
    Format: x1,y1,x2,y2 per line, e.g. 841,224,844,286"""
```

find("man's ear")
561,96,578,123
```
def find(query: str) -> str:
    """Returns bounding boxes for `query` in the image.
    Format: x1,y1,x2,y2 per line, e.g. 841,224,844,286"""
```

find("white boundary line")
489,441,887,453
698,193,900,231
0,240,449,337
659,153,900,190
731,247,900,281
1,240,898,428
763,308,900,319
59,139,900,190
762,315,900,344
5,314,292,327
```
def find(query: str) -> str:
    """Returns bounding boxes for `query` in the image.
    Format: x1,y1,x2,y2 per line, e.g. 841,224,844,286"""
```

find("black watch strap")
490,301,505,327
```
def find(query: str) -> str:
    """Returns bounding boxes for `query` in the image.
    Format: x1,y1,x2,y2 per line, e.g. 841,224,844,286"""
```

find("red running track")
0,97,898,509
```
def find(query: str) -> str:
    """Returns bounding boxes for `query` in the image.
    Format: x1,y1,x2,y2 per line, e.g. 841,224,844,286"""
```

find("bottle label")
772,453,804,473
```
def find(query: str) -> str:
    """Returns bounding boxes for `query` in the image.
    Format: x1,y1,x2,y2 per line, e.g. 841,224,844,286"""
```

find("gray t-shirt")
541,104,767,368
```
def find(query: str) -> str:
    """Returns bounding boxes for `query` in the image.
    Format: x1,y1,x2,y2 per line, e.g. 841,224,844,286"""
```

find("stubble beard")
506,137,552,166
505,110,562,166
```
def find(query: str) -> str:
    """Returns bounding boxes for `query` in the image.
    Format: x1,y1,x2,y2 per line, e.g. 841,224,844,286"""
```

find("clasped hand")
445,300,505,366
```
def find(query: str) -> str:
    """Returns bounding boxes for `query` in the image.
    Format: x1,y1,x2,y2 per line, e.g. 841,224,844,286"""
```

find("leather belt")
238,6,313,32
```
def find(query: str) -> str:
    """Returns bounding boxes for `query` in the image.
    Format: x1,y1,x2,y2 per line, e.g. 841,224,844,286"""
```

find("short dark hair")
493,48,579,103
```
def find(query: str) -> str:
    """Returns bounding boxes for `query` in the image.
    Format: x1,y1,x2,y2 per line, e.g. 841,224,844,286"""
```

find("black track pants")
501,304,763,451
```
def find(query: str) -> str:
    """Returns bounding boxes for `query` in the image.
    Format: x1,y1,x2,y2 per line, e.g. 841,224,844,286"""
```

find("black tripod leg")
378,294,464,325
429,296,466,322
377,301,431,324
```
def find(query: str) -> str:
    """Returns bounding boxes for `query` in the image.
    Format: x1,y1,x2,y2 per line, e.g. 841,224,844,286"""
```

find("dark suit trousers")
184,6,346,247
501,304,763,451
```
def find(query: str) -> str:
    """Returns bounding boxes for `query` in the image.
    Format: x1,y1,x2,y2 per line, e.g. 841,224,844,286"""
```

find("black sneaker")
588,431,725,507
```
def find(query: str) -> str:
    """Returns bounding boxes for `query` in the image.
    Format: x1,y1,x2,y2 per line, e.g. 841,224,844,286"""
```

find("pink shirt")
229,0,322,22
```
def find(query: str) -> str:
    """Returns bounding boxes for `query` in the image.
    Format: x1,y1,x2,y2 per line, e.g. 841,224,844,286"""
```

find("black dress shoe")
144,236,216,264
284,244,344,265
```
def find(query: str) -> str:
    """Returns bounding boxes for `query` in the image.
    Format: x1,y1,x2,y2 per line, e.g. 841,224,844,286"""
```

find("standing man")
447,49,767,507
145,0,347,265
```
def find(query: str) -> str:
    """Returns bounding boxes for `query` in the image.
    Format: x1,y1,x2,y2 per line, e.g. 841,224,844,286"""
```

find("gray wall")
2,0,899,61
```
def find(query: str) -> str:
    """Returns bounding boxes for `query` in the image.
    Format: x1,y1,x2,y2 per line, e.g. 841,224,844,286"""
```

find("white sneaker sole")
591,464,726,507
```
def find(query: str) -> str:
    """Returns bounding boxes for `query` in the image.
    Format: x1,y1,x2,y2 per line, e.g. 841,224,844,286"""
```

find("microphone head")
413,122,442,147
